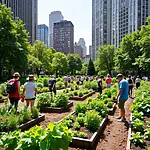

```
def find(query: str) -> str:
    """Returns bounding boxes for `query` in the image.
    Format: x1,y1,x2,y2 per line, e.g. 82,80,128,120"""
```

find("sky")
38,0,92,54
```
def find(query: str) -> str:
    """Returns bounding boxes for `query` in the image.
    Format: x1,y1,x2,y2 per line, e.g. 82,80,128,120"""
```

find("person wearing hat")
116,74,128,122
22,75,37,110
7,72,21,111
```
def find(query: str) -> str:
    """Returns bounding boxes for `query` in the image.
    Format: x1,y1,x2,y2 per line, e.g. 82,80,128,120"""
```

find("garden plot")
37,92,73,113
126,82,150,150
0,106,45,132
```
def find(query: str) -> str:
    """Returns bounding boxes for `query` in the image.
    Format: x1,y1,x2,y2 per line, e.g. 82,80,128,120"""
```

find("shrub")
85,110,101,132
75,102,87,114
78,132,88,138
89,100,108,117
78,92,83,97
66,115,74,121
37,83,43,88
0,83,6,95
91,81,98,91
43,78,49,87
54,92,69,107
31,106,39,119
87,97,92,104
76,117,84,125
74,122,80,130
37,93,51,107
107,102,113,108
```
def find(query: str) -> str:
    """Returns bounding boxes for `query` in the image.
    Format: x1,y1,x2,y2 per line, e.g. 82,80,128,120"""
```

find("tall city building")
37,24,48,46
112,0,150,48
78,38,87,58
89,45,92,59
74,42,83,58
49,11,64,48
92,0,112,61
1,0,38,45
53,20,74,54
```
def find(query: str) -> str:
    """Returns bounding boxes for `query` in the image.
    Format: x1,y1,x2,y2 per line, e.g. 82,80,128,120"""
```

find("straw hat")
13,72,20,77
26,75,36,81
116,74,123,79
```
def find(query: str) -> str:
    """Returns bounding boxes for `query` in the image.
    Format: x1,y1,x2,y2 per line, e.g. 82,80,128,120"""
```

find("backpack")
6,80,17,94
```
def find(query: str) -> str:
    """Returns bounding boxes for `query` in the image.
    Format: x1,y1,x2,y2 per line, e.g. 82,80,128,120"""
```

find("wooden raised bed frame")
69,91,95,101
108,103,117,115
0,97,7,103
39,101,73,113
19,114,45,131
58,111,109,149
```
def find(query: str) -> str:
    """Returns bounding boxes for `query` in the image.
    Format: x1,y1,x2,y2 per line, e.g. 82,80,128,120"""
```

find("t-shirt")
136,78,141,83
128,79,133,86
118,79,128,100
9,79,20,98
106,78,112,84
49,78,56,87
24,82,37,99
98,79,102,87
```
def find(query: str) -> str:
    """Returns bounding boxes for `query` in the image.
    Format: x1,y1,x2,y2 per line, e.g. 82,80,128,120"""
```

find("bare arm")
116,88,123,100
22,88,25,97
35,88,38,97
18,82,20,98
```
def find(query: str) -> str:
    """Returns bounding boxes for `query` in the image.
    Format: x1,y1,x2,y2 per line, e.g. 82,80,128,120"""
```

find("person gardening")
49,77,56,95
106,74,112,88
22,75,37,110
7,72,21,111
97,76,103,95
116,74,128,122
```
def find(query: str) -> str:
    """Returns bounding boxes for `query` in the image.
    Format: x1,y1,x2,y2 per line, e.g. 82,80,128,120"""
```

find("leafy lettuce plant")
131,132,145,145
132,119,144,132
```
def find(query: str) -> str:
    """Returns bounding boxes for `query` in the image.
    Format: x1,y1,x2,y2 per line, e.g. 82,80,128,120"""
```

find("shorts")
118,99,126,109
25,97,36,101
106,84,111,88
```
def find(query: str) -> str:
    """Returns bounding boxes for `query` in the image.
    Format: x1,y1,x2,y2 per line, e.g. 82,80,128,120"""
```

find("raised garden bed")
39,101,73,113
19,114,45,131
126,114,150,150
58,111,108,149
69,91,95,101
108,103,117,115
0,97,7,103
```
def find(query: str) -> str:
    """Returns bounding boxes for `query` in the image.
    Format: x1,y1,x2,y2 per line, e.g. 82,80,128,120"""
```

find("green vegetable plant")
0,123,72,150
78,92,83,97
62,120,73,128
132,119,144,132
75,102,87,114
130,132,145,145
85,110,101,132
78,132,88,138
31,106,39,119
132,111,144,120
144,128,150,140
65,115,74,121
76,117,85,126
74,122,80,130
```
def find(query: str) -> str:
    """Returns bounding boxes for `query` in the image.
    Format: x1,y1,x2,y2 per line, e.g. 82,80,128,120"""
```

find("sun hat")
116,74,123,79
13,72,20,77
26,75,36,81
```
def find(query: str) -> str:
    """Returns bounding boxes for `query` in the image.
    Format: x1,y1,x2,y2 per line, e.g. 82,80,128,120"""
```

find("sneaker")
116,116,121,119
118,118,126,122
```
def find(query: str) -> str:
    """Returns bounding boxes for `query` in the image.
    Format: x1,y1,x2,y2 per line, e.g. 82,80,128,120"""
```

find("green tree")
67,54,82,74
52,52,68,76
29,40,55,75
97,45,115,74
87,58,95,76
0,4,29,80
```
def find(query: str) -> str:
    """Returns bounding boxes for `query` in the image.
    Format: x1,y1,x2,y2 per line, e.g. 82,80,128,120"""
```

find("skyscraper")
38,24,48,46
1,0,38,45
53,20,74,54
78,38,87,58
74,42,83,58
92,0,112,61
112,0,150,48
49,11,64,48
89,45,92,59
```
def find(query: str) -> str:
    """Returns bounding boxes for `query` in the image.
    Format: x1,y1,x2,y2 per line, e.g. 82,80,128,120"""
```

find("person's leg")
26,100,30,109
8,98,14,111
118,100,126,121
14,99,19,111
31,100,35,110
